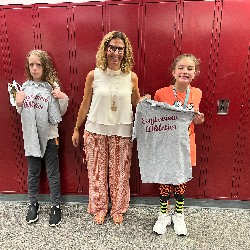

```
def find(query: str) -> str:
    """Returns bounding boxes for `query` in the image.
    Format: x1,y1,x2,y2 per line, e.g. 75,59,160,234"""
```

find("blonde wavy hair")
96,31,134,74
25,49,60,88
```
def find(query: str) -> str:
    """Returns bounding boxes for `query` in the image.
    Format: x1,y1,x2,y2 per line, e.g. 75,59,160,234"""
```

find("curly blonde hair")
96,31,134,74
25,49,60,88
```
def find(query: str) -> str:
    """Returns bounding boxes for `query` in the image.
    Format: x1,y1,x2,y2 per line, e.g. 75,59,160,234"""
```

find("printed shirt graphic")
20,81,62,157
133,99,194,185
154,85,202,166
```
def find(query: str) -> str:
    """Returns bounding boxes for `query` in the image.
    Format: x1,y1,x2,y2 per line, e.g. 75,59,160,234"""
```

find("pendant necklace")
107,70,120,111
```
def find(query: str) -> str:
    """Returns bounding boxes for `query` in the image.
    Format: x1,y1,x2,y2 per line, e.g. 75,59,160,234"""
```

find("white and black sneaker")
172,213,187,236
153,212,172,235
26,202,39,224
49,205,61,227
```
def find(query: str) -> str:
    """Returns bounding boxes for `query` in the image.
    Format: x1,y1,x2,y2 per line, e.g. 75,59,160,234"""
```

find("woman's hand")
193,112,204,124
51,89,67,99
139,94,151,102
72,128,80,147
16,91,26,107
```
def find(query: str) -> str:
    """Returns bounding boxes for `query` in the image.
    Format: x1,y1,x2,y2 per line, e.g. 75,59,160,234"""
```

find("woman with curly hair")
72,31,141,225
16,49,68,227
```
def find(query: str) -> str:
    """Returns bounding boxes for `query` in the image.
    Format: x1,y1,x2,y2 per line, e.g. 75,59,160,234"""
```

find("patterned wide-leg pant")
84,131,132,216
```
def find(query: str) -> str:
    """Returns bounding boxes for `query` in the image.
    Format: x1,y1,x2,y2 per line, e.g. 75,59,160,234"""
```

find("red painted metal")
67,3,104,194
139,1,177,196
0,49,22,193
203,1,250,200
181,1,215,198
106,1,142,196
1,7,34,193
0,0,249,200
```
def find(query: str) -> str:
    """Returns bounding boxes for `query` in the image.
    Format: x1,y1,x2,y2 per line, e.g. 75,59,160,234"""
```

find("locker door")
0,41,22,193
140,1,176,196
0,7,34,193
106,1,142,196
3,7,34,83
204,1,250,199
106,2,141,74
33,5,71,194
37,4,104,194
71,3,104,194
181,1,215,198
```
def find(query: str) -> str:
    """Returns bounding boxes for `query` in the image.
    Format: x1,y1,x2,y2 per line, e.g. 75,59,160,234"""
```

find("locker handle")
217,99,230,115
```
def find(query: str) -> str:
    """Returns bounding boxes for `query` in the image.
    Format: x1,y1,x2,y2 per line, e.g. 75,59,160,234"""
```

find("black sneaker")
49,205,61,226
26,202,39,224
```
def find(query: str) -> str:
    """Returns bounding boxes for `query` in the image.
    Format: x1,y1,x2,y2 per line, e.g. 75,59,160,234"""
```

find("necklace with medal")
106,69,120,111
172,85,190,109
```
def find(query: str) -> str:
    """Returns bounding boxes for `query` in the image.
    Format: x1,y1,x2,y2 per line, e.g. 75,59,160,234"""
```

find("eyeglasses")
108,45,125,54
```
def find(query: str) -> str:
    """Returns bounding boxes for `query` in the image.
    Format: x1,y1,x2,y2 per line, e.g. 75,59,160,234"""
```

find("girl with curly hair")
72,31,141,225
16,49,68,227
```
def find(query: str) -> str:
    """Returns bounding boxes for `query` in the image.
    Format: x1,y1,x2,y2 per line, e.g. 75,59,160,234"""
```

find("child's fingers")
194,112,204,124
72,133,79,147
52,89,67,99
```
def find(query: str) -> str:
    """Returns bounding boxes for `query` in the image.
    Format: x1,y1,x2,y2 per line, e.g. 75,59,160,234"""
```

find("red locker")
0,0,249,200
0,7,34,193
181,1,215,198
140,1,177,196
203,1,250,199
67,3,104,194
106,1,142,196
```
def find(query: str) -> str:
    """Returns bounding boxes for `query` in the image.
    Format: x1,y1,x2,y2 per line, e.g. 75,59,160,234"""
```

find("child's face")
28,54,43,82
172,57,196,85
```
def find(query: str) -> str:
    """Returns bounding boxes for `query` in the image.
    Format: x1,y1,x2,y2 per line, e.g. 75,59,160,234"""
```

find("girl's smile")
173,58,196,86
172,57,196,92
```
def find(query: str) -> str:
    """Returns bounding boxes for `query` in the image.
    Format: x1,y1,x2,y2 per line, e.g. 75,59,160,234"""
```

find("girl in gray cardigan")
16,50,68,227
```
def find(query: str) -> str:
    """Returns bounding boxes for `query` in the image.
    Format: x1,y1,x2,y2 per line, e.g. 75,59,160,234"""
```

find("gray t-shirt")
133,99,194,185
20,81,62,157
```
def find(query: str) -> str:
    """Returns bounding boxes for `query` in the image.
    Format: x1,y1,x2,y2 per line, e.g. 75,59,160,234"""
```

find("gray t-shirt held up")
133,99,194,185
20,81,62,157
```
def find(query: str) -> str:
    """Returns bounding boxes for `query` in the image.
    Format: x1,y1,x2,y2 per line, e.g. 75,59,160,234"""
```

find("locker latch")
217,99,230,115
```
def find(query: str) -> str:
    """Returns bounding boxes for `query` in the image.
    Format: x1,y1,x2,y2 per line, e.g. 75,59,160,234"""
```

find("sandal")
112,214,124,225
94,212,106,225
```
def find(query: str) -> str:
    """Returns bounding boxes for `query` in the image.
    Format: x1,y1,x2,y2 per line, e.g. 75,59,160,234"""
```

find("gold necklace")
106,70,121,111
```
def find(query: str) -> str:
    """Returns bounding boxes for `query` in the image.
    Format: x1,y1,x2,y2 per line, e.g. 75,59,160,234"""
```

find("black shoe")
49,205,61,226
26,202,39,224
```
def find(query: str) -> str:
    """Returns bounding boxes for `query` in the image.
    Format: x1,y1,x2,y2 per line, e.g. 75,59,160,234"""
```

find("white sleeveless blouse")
85,68,133,137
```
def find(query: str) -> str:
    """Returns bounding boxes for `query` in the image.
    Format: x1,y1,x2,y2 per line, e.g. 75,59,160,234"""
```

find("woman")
72,31,141,225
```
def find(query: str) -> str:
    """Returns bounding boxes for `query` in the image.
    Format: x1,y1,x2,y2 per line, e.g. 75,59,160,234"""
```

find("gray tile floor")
0,196,250,250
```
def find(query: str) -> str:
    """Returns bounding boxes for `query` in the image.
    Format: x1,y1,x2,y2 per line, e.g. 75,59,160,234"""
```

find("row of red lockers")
0,0,249,200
